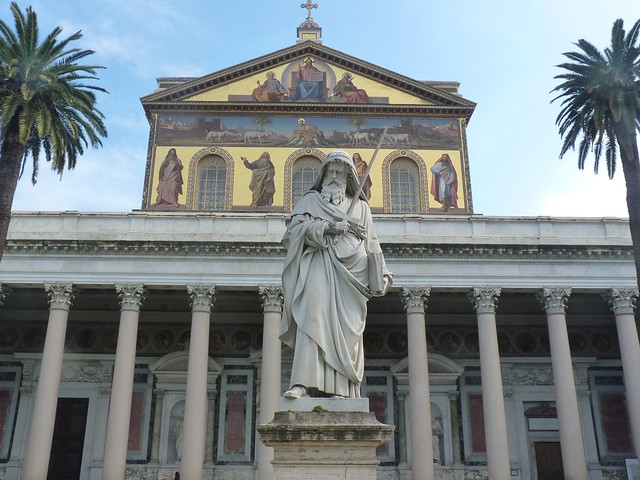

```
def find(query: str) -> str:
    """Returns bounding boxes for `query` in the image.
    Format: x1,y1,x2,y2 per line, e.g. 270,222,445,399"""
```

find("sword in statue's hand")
347,127,388,216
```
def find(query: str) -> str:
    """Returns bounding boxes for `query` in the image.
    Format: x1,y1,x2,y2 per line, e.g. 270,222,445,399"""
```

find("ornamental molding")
401,287,430,313
605,288,639,315
258,285,284,313
469,287,500,314
116,284,145,311
5,241,633,261
538,287,571,314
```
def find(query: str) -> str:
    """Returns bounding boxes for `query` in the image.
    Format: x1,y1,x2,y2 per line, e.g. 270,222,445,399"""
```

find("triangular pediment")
141,42,475,118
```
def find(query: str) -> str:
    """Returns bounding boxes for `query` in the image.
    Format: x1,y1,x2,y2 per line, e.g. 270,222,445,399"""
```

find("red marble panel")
0,390,10,446
600,393,632,453
469,394,486,453
225,392,246,454
368,392,388,456
128,391,145,451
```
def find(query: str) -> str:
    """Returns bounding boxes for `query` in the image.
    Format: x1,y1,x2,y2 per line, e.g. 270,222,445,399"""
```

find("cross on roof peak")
301,0,318,21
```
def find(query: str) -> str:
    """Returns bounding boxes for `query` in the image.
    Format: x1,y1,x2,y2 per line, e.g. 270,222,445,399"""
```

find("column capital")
401,287,430,314
153,388,166,399
187,285,216,313
0,284,10,307
394,390,409,401
44,282,74,310
19,386,33,397
605,288,639,315
448,390,460,401
537,287,571,314
207,390,218,401
115,284,145,311
469,287,501,314
258,285,284,313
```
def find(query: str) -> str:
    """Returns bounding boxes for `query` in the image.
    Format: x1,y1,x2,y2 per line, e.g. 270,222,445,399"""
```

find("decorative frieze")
605,288,639,315
44,282,74,310
401,287,430,314
116,283,145,311
468,287,500,314
602,469,627,480
503,366,554,386
60,364,112,383
258,285,283,313
537,287,571,314
187,285,216,313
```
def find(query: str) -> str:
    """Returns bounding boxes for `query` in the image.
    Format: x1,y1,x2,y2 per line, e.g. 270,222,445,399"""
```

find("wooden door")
533,441,564,480
47,398,89,480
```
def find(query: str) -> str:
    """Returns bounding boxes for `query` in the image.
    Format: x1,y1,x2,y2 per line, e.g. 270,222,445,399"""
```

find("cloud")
11,144,146,213
540,172,628,218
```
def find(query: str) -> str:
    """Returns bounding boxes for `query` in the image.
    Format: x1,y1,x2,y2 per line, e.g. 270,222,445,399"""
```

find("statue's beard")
321,176,347,205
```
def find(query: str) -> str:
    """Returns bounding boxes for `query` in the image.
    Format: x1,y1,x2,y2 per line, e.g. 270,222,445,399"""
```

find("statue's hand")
326,220,349,236
371,275,392,297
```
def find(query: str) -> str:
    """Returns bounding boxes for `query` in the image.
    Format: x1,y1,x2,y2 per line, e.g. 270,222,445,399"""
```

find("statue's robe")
281,190,385,397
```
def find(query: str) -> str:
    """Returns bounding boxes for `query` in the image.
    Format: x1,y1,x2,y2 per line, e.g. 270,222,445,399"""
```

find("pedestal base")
257,409,394,480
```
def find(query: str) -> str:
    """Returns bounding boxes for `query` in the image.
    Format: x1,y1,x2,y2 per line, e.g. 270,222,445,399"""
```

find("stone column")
395,391,409,467
538,287,588,480
606,288,640,461
205,391,217,463
257,286,284,480
448,390,462,465
149,389,165,464
181,285,215,480
23,283,74,480
102,284,145,480
401,287,434,480
469,287,510,480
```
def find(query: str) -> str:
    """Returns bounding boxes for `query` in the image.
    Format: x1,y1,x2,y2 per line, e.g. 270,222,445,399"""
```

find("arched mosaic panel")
381,150,429,214
186,147,234,211
282,148,327,211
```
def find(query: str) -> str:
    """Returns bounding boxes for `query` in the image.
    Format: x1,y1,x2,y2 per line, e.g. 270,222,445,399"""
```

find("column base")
257,408,394,480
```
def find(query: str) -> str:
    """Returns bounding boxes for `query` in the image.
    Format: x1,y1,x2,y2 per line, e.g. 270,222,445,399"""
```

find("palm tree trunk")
0,129,26,264
617,133,640,293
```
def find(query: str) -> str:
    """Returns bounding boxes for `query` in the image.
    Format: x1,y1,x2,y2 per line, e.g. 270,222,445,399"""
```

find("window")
390,158,420,213
216,367,255,463
292,156,321,207
196,156,226,210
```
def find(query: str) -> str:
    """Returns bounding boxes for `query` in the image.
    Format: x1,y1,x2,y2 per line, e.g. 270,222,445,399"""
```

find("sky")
7,0,640,218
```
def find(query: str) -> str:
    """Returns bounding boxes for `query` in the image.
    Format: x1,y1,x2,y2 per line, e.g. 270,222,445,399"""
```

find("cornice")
4,240,633,260
140,100,475,120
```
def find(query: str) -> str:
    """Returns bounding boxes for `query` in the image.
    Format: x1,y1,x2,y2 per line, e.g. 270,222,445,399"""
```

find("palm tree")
0,2,107,262
552,18,640,292
253,116,272,132
347,117,367,132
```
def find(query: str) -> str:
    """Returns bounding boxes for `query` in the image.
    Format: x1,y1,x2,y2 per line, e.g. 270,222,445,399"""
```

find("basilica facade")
0,12,638,480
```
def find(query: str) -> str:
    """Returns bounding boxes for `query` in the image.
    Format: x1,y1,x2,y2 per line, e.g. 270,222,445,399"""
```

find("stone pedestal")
257,403,393,480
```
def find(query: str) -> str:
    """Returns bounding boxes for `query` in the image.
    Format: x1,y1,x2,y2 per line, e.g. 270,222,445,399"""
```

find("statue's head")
310,150,366,201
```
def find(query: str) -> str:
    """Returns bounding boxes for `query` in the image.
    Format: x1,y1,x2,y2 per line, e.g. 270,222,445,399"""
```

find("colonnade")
7,283,640,480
